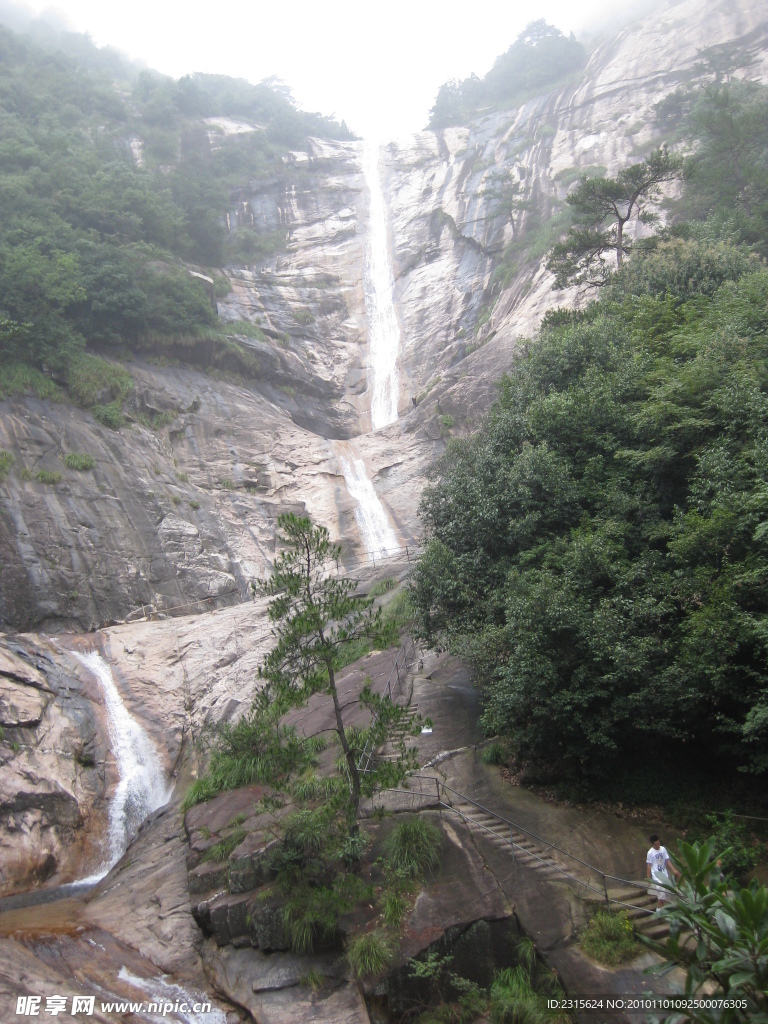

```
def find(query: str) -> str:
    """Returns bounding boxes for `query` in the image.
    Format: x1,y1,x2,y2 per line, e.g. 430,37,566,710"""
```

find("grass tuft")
346,930,396,979
579,910,639,966
202,826,247,863
482,742,507,766
63,452,95,471
383,819,442,879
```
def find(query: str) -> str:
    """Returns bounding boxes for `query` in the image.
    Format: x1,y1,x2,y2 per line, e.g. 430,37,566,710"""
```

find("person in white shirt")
646,833,679,907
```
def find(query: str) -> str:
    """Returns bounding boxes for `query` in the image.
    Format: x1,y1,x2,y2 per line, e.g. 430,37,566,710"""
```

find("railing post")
510,828,515,861
602,874,609,907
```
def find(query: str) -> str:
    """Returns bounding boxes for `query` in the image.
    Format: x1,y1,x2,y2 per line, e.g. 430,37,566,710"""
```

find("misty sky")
20,0,628,138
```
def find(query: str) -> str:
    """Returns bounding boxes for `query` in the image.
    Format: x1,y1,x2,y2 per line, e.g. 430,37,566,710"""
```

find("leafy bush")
346,930,396,979
92,401,124,429
645,840,768,1021
687,811,759,884
579,911,638,966
63,452,94,471
383,819,442,879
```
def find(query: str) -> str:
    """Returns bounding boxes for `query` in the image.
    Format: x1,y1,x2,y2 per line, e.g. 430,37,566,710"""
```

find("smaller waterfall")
338,448,399,560
72,651,172,879
362,139,400,429
117,968,228,1024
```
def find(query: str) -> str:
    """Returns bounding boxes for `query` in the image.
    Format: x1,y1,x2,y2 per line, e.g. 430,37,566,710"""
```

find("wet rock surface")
0,636,109,895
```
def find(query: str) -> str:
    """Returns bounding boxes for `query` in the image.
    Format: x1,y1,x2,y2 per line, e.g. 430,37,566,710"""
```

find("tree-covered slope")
0,24,353,377
429,20,586,129
412,238,768,781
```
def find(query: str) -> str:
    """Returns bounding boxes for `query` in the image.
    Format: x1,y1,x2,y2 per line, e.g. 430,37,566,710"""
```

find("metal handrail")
356,628,417,776
355,621,656,918
374,772,656,916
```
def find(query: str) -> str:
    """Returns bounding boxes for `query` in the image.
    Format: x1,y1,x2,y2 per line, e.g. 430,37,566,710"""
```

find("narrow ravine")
71,651,172,881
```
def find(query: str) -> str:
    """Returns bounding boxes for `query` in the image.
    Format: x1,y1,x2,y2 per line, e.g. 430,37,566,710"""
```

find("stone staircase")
440,796,669,942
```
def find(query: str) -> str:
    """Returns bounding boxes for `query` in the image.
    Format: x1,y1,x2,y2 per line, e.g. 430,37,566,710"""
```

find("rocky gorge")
2,0,768,1020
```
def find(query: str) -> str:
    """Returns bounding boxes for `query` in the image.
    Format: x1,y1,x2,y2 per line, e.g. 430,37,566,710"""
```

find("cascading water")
72,651,172,881
362,139,400,429
335,143,403,560
117,969,228,1024
337,445,399,560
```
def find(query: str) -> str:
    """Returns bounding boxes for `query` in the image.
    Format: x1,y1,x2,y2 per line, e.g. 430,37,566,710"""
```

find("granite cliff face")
2,0,767,634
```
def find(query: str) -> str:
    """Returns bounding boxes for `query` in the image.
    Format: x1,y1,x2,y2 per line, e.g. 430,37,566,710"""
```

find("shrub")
170,494,181,505
180,702,313,811
346,930,396,979
63,452,94,471
35,469,61,484
579,910,639,966
189,499,200,510
0,450,14,479
383,819,442,879
687,811,759,884
92,401,124,429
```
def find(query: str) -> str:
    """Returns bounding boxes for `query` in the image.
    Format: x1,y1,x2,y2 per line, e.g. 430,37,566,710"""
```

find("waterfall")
117,969,228,1024
337,445,399,560
363,139,400,429
72,651,172,880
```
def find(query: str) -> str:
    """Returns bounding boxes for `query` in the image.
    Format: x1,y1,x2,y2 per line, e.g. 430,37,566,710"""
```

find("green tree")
411,247,768,780
547,149,681,287
680,80,768,255
258,514,422,831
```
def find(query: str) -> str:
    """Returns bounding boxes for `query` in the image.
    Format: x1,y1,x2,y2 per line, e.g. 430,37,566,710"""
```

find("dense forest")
412,76,768,792
0,22,352,407
429,21,586,129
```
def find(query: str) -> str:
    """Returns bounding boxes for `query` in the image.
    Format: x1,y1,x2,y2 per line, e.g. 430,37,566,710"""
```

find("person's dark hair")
650,834,659,843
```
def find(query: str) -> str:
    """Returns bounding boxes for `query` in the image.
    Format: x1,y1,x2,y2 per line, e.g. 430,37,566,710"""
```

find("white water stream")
337,445,399,560
117,968,228,1024
335,143,404,560
363,139,400,429
72,651,172,881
